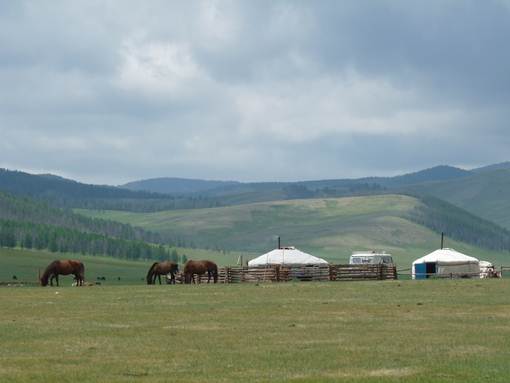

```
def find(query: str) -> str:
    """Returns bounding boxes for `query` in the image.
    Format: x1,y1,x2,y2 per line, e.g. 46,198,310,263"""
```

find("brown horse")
183,260,218,284
146,261,179,285
40,260,85,287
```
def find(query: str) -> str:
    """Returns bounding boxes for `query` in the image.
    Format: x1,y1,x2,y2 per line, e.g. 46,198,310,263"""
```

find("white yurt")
248,246,328,266
412,248,480,279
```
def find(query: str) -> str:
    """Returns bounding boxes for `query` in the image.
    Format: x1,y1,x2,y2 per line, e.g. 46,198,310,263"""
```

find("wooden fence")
330,264,397,281
174,264,397,284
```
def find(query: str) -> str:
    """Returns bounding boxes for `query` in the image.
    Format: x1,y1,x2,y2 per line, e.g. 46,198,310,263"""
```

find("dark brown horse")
40,260,85,287
146,261,179,285
183,260,218,284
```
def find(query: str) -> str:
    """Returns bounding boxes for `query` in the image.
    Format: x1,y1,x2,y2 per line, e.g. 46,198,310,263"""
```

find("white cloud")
116,39,204,96
0,1,509,183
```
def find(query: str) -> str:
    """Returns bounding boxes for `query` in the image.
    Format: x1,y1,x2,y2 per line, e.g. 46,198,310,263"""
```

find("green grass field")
0,247,248,285
1,280,510,382
76,195,510,268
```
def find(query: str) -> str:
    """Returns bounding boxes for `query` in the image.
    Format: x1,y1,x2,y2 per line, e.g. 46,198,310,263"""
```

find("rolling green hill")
407,169,510,229
76,194,510,267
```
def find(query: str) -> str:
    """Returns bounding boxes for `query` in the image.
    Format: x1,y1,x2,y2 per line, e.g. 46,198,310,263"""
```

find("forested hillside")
0,192,176,261
0,192,163,243
406,169,510,229
406,195,510,251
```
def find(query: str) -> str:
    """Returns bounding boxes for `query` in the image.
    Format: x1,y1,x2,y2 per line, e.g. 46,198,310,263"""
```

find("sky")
1,1,509,185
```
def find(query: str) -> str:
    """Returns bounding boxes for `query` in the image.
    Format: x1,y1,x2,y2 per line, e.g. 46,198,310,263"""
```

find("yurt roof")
412,248,479,266
248,247,328,266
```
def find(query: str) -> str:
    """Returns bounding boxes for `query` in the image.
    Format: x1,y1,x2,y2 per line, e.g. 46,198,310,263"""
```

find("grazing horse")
183,260,218,284
40,260,85,287
146,261,179,285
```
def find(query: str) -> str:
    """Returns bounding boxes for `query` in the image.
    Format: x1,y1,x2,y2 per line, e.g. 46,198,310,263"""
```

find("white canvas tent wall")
412,248,480,279
248,247,328,266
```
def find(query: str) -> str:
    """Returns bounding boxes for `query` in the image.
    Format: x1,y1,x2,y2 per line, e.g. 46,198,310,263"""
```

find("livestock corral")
178,264,397,284
1,280,510,382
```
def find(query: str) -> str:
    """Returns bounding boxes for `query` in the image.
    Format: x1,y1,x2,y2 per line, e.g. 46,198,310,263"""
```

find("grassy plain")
76,195,510,268
0,247,245,285
1,280,510,382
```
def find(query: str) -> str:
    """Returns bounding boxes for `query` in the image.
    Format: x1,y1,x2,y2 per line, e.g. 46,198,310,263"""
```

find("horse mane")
146,262,159,284
40,261,58,286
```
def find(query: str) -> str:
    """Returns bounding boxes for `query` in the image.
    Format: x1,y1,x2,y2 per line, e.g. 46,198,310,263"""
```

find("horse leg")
158,274,162,285
50,274,54,287
55,274,59,287
207,271,211,283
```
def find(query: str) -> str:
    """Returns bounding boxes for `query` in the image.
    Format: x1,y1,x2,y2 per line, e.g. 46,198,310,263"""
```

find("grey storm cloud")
0,0,509,184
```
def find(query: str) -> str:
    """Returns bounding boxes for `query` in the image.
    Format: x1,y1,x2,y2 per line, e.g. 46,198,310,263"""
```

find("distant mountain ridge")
122,165,472,196
2,162,510,228
0,169,220,212
471,161,510,173
122,177,239,194
371,165,472,187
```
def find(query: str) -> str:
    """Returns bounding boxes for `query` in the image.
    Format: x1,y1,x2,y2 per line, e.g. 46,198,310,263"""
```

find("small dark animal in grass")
146,261,179,285
183,260,218,284
40,260,85,287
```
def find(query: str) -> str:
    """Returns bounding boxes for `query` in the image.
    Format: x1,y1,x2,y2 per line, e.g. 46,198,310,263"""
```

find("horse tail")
79,262,85,284
213,263,218,283
146,262,158,285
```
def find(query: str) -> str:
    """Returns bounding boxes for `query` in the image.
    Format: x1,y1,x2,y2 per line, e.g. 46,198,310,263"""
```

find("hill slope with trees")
0,192,174,261
77,194,510,265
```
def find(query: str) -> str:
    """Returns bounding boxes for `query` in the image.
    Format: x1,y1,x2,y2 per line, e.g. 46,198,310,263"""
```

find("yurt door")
415,263,427,279
425,262,437,278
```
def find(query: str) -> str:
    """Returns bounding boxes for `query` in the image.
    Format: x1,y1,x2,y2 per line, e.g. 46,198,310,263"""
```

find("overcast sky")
1,1,509,185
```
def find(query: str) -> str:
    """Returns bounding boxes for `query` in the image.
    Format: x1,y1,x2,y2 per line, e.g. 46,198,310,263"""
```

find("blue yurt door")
415,263,427,279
